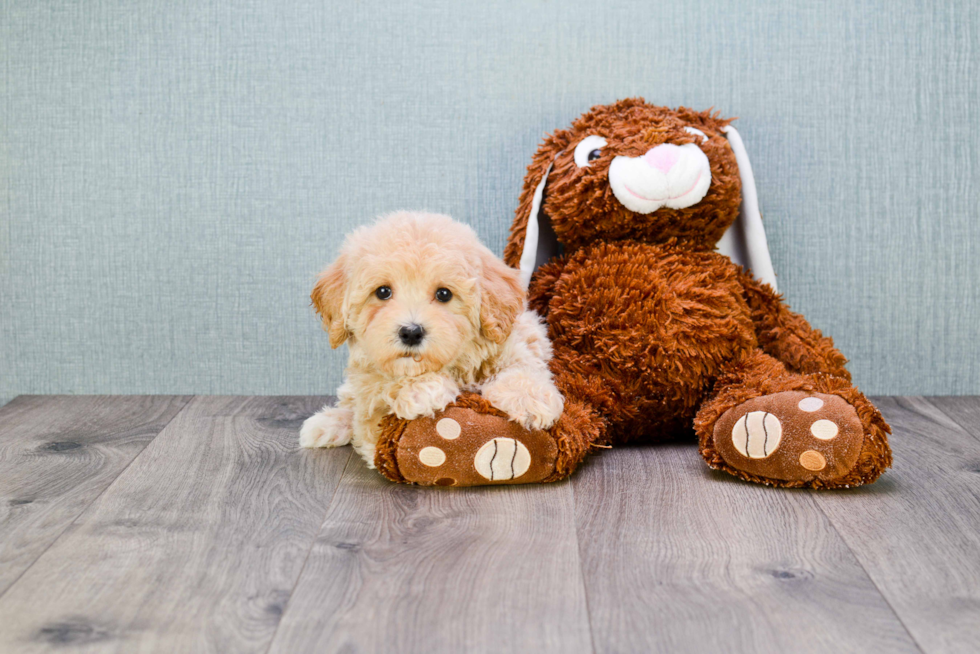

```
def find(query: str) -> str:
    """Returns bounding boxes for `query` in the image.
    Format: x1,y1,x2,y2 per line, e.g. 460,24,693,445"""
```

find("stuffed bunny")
376,98,891,489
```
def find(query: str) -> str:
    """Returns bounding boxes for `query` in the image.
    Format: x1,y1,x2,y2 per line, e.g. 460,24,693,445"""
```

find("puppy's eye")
684,127,709,144
375,286,392,300
574,135,608,168
435,288,453,303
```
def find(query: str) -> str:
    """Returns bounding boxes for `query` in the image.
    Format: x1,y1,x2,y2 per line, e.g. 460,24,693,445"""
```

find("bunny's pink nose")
643,144,681,173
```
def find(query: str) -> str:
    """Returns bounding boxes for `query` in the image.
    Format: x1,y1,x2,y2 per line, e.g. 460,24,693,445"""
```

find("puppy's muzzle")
398,323,426,347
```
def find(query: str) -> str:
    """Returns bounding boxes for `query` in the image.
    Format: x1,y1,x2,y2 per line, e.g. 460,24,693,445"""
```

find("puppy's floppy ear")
311,255,351,348
479,252,525,344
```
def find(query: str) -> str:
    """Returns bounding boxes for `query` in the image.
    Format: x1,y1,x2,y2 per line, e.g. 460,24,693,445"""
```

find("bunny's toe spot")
798,397,824,412
418,447,446,467
800,450,827,471
810,419,839,440
436,418,461,440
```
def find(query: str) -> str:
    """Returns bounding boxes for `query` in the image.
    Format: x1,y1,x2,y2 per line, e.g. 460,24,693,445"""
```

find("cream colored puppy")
300,211,564,467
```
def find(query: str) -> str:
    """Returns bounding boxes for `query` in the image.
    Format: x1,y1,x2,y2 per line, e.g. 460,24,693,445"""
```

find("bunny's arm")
738,271,851,379
525,258,568,319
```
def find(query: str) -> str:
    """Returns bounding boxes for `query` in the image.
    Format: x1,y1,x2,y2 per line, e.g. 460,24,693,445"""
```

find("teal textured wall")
2,0,978,405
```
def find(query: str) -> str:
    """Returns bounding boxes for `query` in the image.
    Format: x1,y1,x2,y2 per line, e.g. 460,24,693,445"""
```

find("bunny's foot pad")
378,407,558,487
712,391,865,484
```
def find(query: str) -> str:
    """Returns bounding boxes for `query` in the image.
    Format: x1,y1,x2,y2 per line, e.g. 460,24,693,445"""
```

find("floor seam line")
263,447,354,654
921,396,980,444
570,479,600,654
807,396,927,652
809,493,926,654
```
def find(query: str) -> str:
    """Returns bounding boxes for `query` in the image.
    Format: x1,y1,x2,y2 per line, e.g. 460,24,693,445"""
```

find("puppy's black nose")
398,323,426,347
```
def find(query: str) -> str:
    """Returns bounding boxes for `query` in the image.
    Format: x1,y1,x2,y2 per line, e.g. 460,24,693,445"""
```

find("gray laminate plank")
573,443,920,654
926,396,980,442
812,397,980,654
0,395,192,596
267,461,593,654
0,396,349,654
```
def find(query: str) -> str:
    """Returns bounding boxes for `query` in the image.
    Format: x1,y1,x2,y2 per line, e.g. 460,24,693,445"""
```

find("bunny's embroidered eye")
574,135,608,168
684,127,708,144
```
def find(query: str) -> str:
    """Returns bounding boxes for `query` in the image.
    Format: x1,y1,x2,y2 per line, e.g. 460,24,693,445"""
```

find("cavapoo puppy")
300,211,564,467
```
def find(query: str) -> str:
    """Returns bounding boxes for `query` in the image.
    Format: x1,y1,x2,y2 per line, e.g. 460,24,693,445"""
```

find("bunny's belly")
545,241,758,442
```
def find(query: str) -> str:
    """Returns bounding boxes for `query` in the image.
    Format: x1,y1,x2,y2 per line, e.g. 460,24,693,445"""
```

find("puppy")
299,211,564,467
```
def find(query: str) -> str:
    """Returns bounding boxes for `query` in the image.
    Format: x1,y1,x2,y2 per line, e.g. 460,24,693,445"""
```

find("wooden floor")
0,396,978,653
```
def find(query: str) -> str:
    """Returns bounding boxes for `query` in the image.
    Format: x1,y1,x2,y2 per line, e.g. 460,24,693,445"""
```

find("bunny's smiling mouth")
624,172,703,203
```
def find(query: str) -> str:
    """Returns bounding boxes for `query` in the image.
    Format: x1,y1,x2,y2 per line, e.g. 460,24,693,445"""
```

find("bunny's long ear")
503,139,568,289
717,126,778,292
515,162,564,289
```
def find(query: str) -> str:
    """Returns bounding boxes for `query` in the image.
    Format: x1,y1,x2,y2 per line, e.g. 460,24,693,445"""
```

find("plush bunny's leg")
375,392,601,486
695,350,892,489
738,272,852,379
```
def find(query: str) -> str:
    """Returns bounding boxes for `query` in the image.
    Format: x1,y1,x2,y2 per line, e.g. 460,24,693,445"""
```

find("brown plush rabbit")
376,99,892,489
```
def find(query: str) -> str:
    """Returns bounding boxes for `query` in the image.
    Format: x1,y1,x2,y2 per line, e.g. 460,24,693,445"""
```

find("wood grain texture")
3,395,980,653
928,396,980,443
267,462,593,654
0,395,191,597
572,443,919,654
0,396,349,653
812,397,980,654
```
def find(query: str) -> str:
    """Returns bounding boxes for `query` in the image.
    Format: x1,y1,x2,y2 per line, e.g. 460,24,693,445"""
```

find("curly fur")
501,98,892,488
299,211,564,467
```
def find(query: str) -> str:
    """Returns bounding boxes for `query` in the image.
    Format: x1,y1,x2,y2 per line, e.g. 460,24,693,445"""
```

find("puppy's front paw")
484,371,564,430
299,407,353,448
391,376,459,420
